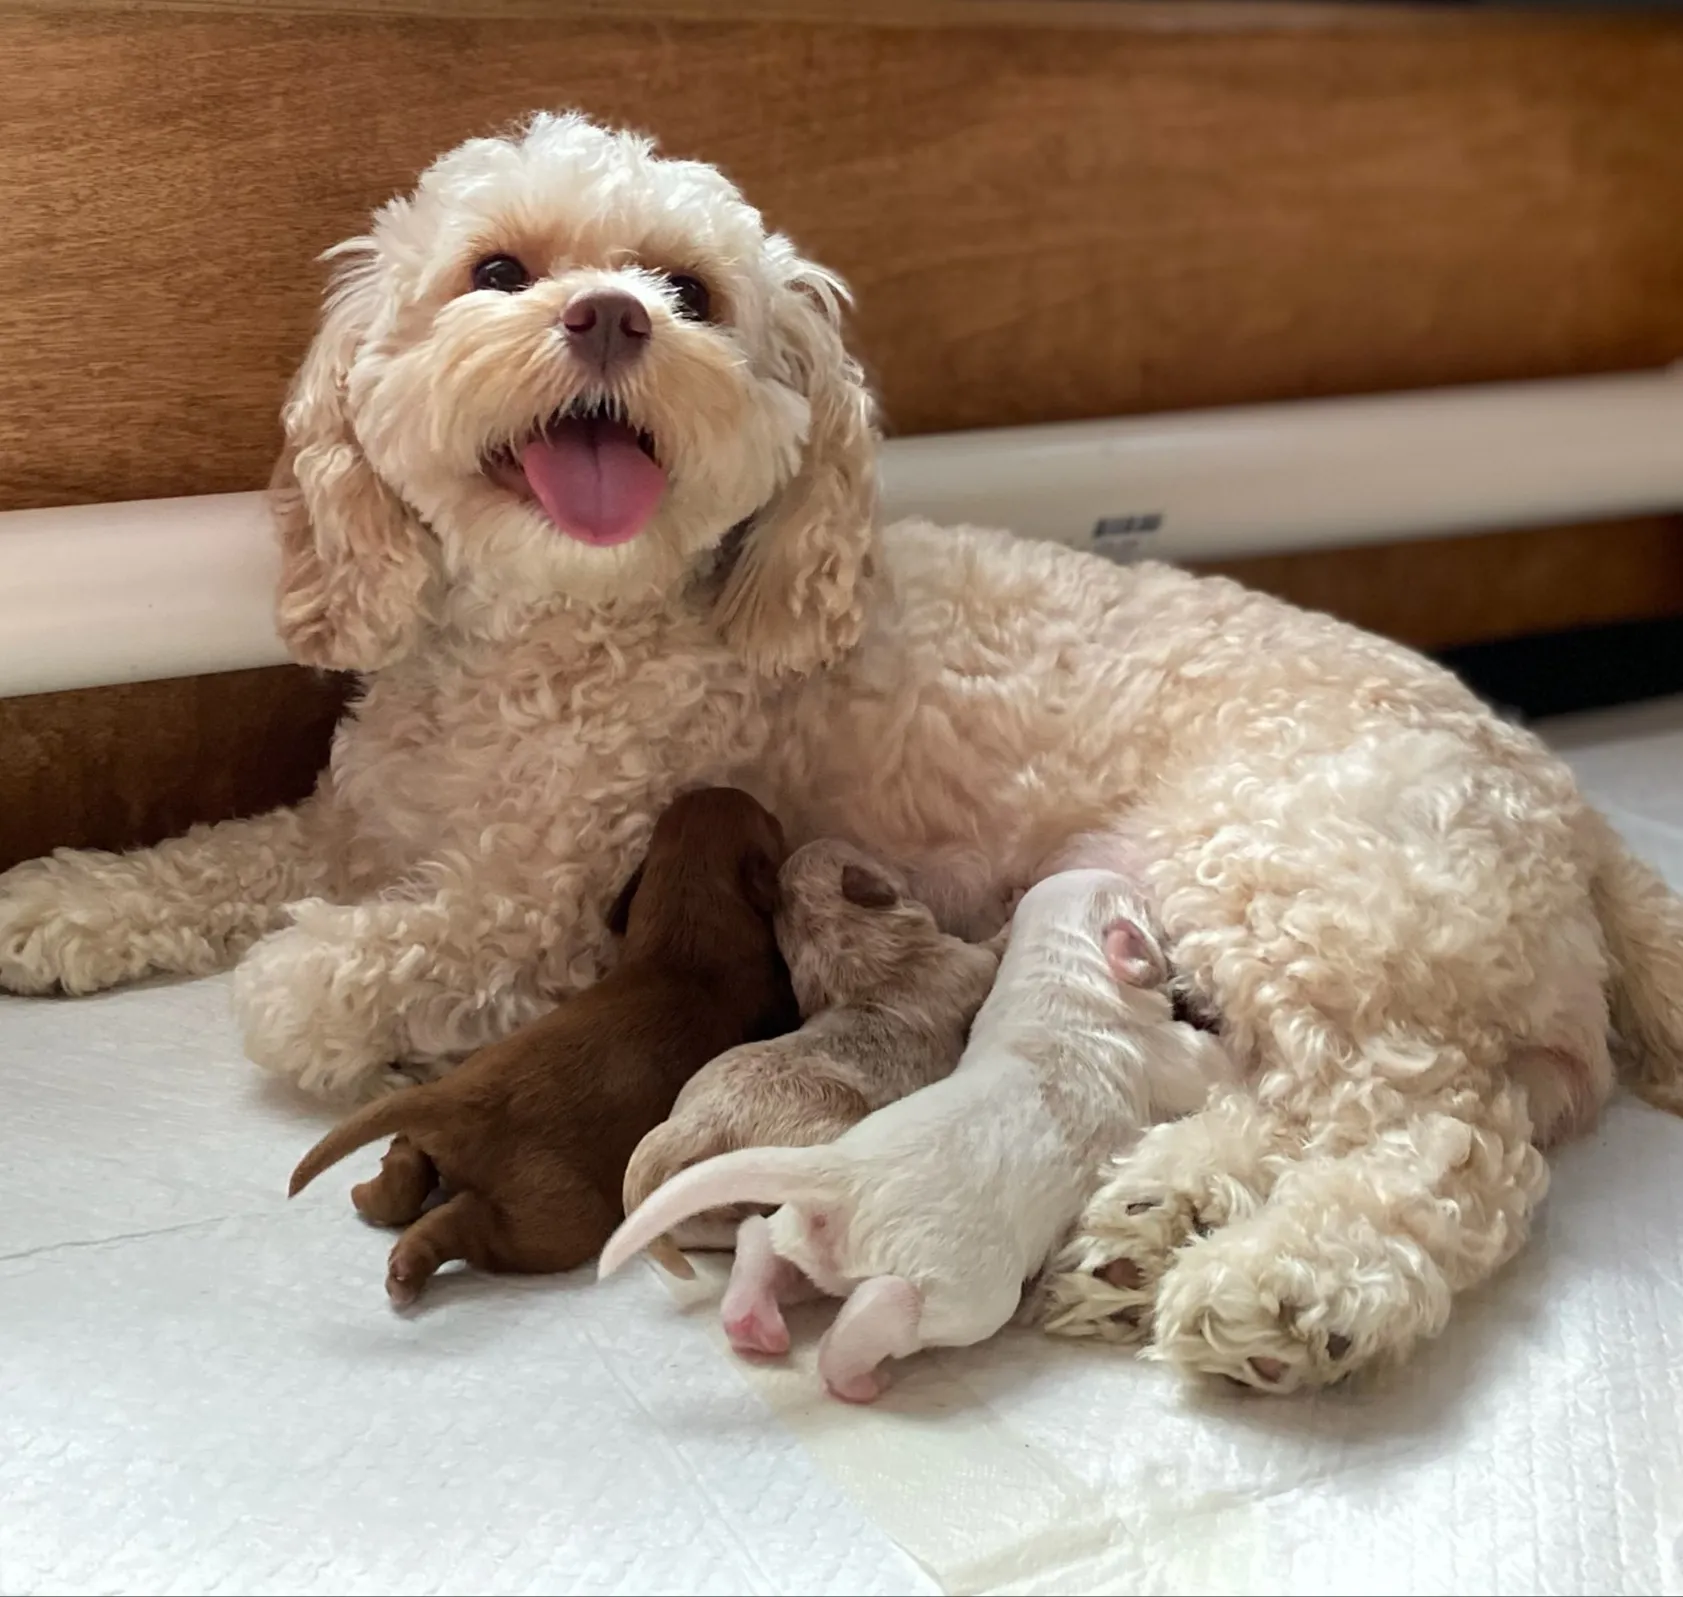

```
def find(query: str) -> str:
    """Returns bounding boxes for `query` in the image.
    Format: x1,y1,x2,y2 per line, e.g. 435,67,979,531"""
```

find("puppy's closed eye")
840,863,897,910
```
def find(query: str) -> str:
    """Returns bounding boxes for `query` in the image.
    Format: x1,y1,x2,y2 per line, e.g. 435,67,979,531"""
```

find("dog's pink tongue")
520,418,666,546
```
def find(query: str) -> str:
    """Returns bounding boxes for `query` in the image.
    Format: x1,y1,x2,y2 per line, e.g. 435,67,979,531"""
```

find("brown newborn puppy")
287,787,798,1304
622,838,999,1271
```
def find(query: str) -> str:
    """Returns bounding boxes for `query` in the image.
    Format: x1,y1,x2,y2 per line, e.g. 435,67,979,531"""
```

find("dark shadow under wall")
1438,613,1683,722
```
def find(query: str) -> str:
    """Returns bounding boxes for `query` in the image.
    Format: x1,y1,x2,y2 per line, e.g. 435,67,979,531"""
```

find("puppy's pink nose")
561,290,652,373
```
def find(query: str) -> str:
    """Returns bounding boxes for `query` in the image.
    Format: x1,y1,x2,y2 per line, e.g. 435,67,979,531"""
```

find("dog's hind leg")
384,1191,501,1305
721,1213,818,1357
1151,1071,1548,1392
816,1276,923,1404
352,1136,438,1228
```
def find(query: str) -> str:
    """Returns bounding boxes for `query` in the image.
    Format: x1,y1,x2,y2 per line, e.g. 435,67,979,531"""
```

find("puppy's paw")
351,1137,438,1228
1148,1210,1445,1392
385,1251,430,1309
233,912,398,1101
723,1299,790,1358
824,1368,887,1405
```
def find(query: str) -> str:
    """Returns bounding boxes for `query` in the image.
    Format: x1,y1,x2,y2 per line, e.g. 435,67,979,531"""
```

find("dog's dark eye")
666,273,712,322
472,253,533,294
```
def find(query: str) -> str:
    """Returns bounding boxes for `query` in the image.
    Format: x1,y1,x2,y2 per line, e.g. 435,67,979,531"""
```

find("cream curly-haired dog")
3,111,1681,1393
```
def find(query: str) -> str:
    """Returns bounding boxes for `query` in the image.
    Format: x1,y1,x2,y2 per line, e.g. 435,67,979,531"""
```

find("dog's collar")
688,514,756,605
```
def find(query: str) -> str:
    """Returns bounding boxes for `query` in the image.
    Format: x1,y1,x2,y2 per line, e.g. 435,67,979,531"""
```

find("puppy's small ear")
270,236,434,672
606,864,646,937
740,847,781,918
1102,918,1167,988
840,863,898,911
714,251,879,679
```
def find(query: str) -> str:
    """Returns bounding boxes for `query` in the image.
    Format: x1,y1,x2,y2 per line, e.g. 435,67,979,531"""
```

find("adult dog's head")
273,112,878,678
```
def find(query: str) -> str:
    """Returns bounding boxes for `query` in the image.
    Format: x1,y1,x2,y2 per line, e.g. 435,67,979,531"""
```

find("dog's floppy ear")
606,863,647,937
740,846,781,918
714,252,879,679
270,237,434,673
840,862,898,911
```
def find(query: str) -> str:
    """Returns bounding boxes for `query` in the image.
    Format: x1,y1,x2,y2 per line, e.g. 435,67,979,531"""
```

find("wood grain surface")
0,0,1490,30
1201,516,1683,654
0,668,350,873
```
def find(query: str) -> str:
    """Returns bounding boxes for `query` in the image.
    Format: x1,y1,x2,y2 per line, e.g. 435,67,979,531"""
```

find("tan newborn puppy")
622,839,999,1274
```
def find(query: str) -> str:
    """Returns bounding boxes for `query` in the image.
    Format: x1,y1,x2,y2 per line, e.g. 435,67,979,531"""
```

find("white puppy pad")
0,977,934,1597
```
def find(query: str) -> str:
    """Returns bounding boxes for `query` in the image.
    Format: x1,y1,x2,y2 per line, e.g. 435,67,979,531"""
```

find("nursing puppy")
621,839,999,1270
288,787,797,1303
599,869,1237,1400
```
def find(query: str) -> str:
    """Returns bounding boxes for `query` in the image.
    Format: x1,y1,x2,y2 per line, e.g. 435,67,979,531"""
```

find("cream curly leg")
0,802,336,995
1151,1076,1547,1391
233,890,577,1100
1037,1089,1296,1341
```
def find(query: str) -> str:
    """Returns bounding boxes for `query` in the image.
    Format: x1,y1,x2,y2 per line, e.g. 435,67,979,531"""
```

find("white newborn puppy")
598,868,1237,1402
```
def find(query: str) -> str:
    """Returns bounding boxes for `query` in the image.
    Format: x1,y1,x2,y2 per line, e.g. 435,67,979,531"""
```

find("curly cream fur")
3,112,1680,1389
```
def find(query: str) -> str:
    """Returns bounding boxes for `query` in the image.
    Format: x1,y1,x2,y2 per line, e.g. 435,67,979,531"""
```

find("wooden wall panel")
1201,516,1683,653
0,667,349,874
1,5,1682,512
4,1,1481,28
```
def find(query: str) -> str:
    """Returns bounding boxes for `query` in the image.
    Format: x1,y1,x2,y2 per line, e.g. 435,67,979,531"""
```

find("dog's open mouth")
488,399,666,547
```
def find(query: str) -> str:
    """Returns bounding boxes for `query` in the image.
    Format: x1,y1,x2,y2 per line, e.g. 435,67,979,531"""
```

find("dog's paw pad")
1098,1257,1145,1291
825,1369,886,1405
724,1305,790,1358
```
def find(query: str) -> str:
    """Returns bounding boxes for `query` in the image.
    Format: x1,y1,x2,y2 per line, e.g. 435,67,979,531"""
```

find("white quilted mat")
4,697,1683,1597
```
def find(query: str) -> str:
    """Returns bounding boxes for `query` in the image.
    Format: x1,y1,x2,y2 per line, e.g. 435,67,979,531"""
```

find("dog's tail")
288,1086,440,1197
1590,811,1683,1115
598,1145,843,1280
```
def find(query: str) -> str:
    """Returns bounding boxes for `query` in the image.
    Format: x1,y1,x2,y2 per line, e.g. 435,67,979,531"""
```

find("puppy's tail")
288,1086,440,1197
1590,811,1683,1116
598,1145,843,1280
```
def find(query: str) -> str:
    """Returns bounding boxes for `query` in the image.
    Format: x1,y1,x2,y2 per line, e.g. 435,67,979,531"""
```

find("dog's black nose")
561,290,652,373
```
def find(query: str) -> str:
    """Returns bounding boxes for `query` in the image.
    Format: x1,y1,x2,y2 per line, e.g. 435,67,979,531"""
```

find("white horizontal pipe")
0,492,282,700
2,369,1681,699
879,367,1683,561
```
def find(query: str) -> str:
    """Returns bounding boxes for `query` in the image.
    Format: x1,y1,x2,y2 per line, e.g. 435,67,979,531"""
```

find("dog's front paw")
1035,1157,1261,1344
0,852,182,995
233,911,399,1101
1148,1209,1447,1393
